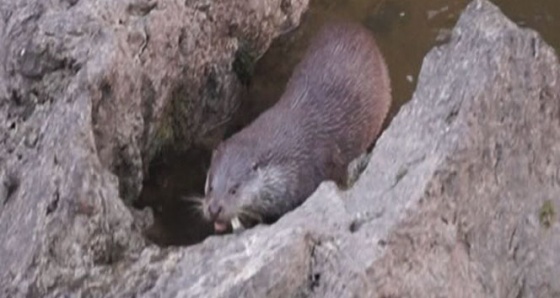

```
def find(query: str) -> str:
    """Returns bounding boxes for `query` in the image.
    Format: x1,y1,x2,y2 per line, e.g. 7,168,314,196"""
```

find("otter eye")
251,162,258,171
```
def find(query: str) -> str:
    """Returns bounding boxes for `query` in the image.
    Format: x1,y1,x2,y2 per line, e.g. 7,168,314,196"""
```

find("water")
243,0,560,123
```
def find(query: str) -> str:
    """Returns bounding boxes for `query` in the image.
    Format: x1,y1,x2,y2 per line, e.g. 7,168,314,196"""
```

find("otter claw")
231,217,244,234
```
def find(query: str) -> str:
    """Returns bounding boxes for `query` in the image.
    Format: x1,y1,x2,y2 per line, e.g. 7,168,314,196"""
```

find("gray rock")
0,0,309,296
355,0,560,296
319,0,560,296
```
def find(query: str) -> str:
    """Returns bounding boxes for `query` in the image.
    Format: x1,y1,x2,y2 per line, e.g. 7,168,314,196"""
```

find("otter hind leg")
326,152,357,190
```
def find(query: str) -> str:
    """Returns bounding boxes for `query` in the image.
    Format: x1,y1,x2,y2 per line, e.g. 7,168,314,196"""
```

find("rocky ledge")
1,0,559,297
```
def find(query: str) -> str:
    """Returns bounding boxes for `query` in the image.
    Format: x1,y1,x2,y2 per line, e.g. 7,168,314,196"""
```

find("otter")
202,21,392,233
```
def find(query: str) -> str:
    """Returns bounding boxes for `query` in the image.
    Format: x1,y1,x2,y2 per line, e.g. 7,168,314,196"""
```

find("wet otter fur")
202,21,392,233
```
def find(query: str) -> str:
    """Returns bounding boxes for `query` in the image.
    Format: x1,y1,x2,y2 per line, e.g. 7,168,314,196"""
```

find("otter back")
248,21,391,186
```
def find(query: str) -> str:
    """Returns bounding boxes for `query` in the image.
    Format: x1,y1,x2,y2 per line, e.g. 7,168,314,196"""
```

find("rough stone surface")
0,0,309,296
356,0,560,295
2,0,560,297
318,0,560,295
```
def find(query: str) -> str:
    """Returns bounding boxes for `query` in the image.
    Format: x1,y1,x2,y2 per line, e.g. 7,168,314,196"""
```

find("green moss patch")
539,200,556,229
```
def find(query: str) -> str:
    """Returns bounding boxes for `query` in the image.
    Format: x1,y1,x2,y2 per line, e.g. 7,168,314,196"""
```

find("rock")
0,0,309,296
356,0,560,295
313,0,560,296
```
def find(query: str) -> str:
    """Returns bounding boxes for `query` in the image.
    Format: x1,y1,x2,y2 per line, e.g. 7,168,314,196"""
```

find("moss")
154,116,174,149
232,40,257,87
539,200,556,229
146,103,176,164
151,80,194,158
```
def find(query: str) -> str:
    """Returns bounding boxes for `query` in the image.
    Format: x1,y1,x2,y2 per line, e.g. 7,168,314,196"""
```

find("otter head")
202,139,291,233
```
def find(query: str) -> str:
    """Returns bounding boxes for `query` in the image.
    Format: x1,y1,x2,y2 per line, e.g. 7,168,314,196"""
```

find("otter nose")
208,201,223,220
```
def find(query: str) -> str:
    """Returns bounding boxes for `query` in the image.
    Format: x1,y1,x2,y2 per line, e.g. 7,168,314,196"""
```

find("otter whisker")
179,195,207,216
180,195,204,204
186,203,205,216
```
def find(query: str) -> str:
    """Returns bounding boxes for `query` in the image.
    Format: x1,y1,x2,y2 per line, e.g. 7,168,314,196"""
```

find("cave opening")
134,146,214,246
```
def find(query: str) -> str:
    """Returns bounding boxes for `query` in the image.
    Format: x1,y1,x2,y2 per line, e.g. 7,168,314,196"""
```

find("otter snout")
203,198,233,233
207,200,223,220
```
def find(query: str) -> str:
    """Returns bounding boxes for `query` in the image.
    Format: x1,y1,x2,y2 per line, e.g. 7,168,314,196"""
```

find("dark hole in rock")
309,273,321,291
3,173,20,206
11,90,23,106
349,220,361,233
136,147,215,247
64,0,79,7
46,189,60,215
